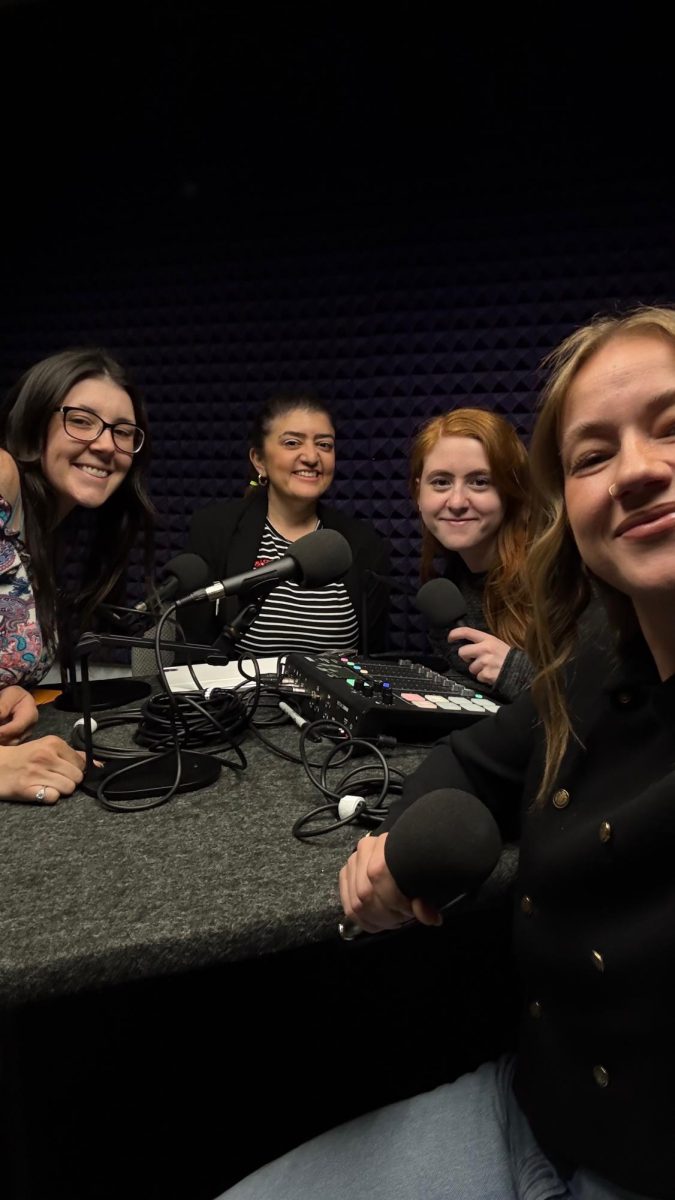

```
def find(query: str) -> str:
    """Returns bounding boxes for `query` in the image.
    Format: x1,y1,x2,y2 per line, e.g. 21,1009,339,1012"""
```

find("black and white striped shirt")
237,521,359,655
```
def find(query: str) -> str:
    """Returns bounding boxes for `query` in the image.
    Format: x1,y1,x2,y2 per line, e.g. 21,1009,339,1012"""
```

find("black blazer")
179,488,391,654
382,637,675,1197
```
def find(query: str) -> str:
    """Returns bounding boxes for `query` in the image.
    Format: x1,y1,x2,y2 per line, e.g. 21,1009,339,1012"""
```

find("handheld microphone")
135,553,211,613
176,529,352,607
339,788,502,940
415,578,468,628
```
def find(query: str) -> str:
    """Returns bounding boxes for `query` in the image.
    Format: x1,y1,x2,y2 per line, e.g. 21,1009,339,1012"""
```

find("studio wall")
1,183,671,650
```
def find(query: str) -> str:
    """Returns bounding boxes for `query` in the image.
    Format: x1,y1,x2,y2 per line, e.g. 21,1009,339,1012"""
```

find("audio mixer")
283,652,500,742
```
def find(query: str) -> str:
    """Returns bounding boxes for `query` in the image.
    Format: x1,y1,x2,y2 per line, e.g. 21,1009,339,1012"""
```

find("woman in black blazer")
180,393,390,656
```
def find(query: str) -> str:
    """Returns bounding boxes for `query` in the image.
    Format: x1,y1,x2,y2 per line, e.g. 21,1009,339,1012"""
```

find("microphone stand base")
80,750,221,801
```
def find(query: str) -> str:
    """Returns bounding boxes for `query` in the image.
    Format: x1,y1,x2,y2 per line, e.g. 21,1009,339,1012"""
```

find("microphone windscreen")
162,553,211,593
290,529,353,587
384,788,502,908
416,578,467,627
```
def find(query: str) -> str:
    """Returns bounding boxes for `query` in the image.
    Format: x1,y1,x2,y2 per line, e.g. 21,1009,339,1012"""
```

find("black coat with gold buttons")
390,637,675,1199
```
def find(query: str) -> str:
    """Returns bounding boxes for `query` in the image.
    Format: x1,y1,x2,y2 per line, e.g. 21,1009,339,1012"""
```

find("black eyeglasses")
57,406,145,454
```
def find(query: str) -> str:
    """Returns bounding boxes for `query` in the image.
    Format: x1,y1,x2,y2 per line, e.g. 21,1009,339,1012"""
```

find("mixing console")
282,652,500,742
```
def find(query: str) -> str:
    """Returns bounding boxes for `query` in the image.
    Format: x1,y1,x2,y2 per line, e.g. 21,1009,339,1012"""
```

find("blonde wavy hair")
527,305,675,801
410,407,531,648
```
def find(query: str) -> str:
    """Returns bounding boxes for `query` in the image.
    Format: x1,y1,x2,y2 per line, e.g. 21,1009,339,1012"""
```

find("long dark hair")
0,347,156,654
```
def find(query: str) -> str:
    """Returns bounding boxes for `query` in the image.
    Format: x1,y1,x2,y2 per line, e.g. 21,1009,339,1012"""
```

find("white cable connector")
337,794,366,820
278,700,309,729
73,716,98,734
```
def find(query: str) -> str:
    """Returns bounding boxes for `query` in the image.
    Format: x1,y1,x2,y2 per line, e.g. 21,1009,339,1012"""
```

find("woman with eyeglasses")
0,347,155,804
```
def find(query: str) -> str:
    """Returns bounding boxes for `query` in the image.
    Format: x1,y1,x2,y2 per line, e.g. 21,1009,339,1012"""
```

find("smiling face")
562,332,675,604
41,376,136,520
249,407,335,507
417,435,505,572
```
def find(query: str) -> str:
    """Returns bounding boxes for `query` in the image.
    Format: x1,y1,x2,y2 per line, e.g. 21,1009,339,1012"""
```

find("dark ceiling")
1,1,672,244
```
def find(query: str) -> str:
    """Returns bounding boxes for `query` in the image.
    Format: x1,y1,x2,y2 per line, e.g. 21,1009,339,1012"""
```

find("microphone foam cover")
290,529,353,587
384,788,502,907
416,578,468,627
163,553,211,592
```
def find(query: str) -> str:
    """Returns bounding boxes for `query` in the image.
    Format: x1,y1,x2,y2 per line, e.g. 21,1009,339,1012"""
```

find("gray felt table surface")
0,689,518,1008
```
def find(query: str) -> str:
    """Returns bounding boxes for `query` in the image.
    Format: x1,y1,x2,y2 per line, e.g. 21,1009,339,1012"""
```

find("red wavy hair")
410,407,531,647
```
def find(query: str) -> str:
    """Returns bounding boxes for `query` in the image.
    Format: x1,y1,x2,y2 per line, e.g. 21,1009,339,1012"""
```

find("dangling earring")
257,472,268,488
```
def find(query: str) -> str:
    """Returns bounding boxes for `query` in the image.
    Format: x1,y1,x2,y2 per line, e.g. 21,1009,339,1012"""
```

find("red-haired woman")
410,408,532,700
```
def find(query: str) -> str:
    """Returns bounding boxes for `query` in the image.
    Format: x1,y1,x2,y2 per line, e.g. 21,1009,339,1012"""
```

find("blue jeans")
218,1056,653,1200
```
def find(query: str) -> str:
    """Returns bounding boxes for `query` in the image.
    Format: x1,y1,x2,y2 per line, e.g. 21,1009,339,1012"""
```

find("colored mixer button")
400,692,438,709
424,694,463,712
452,697,485,713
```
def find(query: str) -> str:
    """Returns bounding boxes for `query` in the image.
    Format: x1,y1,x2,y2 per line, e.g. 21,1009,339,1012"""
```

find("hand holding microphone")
415,576,473,659
339,833,442,936
448,628,511,686
338,788,502,938
416,578,510,686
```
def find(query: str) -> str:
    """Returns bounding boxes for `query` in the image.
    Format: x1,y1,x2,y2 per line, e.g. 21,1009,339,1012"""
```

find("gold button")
592,950,605,972
593,1064,609,1087
599,821,613,844
616,691,632,705
520,895,534,916
529,1000,543,1019
552,788,570,809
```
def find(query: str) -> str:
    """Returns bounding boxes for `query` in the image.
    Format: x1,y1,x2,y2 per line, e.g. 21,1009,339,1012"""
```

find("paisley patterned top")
0,491,52,687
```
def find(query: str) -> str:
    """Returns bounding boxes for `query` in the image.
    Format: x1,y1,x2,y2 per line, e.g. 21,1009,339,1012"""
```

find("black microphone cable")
150,606,256,765
246,693,310,765
244,688,337,767
73,690,253,761
88,606,250,812
71,708,149,760
134,645,263,755
291,719,405,840
133,690,249,752
88,605,187,812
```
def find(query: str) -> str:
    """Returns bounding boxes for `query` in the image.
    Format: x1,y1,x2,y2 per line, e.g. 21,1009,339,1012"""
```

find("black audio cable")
85,609,259,811
291,719,406,840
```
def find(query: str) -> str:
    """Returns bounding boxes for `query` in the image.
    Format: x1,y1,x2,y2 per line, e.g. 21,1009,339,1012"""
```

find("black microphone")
176,529,352,607
415,578,468,628
135,553,211,613
339,788,502,940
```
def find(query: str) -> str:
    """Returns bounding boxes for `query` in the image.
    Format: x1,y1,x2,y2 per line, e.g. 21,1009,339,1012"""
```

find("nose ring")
608,484,617,498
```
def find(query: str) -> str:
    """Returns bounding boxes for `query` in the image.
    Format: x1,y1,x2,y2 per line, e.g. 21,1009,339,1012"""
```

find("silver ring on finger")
34,786,47,802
